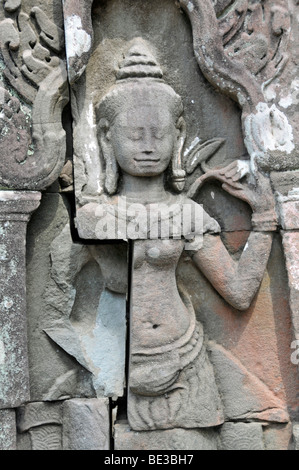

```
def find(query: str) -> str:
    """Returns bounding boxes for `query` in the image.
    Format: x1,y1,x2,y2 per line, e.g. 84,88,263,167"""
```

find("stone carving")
208,342,288,423
0,191,41,409
114,423,219,451
219,422,265,451
0,0,297,452
62,398,110,451
43,223,127,398
66,37,287,433
177,0,297,172
63,0,297,206
0,1,69,189
62,0,94,85
17,399,110,450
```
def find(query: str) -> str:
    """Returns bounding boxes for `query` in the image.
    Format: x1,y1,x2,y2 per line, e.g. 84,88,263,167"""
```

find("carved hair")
96,39,186,194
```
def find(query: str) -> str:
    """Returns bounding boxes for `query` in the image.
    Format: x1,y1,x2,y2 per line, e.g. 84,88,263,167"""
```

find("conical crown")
116,40,163,81
96,39,182,124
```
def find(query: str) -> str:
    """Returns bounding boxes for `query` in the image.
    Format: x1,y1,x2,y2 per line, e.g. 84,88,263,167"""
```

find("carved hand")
188,160,278,231
220,162,278,231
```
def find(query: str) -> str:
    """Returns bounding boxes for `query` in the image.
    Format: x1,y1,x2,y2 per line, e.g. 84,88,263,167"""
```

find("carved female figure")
76,40,278,431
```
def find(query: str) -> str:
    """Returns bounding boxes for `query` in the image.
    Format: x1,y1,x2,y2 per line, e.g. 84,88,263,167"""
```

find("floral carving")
0,2,69,190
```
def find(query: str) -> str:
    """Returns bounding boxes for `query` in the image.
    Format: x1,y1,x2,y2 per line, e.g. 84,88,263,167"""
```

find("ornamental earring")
171,116,186,193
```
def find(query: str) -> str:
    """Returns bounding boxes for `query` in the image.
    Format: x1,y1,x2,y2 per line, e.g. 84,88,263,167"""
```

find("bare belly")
130,239,192,351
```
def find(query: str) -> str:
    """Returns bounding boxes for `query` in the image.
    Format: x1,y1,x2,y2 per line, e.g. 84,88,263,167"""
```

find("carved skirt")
128,293,224,431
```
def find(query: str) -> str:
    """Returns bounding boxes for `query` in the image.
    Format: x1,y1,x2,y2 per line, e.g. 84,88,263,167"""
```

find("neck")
119,173,168,204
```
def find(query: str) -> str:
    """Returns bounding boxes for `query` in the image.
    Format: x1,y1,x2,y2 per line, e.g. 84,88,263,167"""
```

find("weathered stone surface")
27,193,127,401
69,0,247,211
26,193,95,400
70,35,281,435
128,241,223,432
1,0,299,452
263,423,293,451
44,225,127,398
281,232,299,342
178,0,297,173
0,409,16,450
17,402,62,433
114,422,218,451
220,422,265,451
277,191,299,230
271,171,299,196
62,0,94,84
0,1,69,190
17,399,110,450
208,342,289,423
0,191,41,409
293,424,299,450
17,402,63,450
45,287,127,398
177,233,299,421
62,398,110,450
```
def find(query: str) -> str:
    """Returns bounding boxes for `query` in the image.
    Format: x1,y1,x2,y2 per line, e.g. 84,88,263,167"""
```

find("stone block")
17,402,62,450
263,423,293,451
208,342,289,423
281,231,299,340
17,399,110,450
220,422,265,451
114,422,218,450
62,398,110,450
277,191,299,230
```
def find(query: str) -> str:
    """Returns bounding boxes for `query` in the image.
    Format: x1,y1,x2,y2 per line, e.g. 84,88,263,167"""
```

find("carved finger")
219,160,250,182
232,171,244,182
223,167,241,179
222,182,245,199
222,183,253,207
220,178,243,189
218,161,239,176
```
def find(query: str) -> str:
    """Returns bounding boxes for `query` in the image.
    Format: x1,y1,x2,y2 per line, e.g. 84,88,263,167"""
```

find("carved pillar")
0,191,41,409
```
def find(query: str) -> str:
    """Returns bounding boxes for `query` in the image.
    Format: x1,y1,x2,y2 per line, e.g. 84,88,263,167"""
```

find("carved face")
109,104,178,177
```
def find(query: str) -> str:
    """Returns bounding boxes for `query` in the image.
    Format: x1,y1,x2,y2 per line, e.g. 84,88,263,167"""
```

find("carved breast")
133,238,184,269
131,239,194,351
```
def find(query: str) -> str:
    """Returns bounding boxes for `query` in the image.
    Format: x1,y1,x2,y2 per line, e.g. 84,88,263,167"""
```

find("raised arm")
192,231,273,311
189,162,277,311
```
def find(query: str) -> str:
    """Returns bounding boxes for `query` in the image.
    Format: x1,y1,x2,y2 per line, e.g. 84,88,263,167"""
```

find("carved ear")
98,118,119,195
171,116,187,192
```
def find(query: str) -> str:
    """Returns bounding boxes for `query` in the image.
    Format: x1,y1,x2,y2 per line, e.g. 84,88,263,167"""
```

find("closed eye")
152,127,169,139
127,128,144,141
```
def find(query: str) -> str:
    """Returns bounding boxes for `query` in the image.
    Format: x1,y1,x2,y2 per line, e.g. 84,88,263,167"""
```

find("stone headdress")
96,39,186,195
